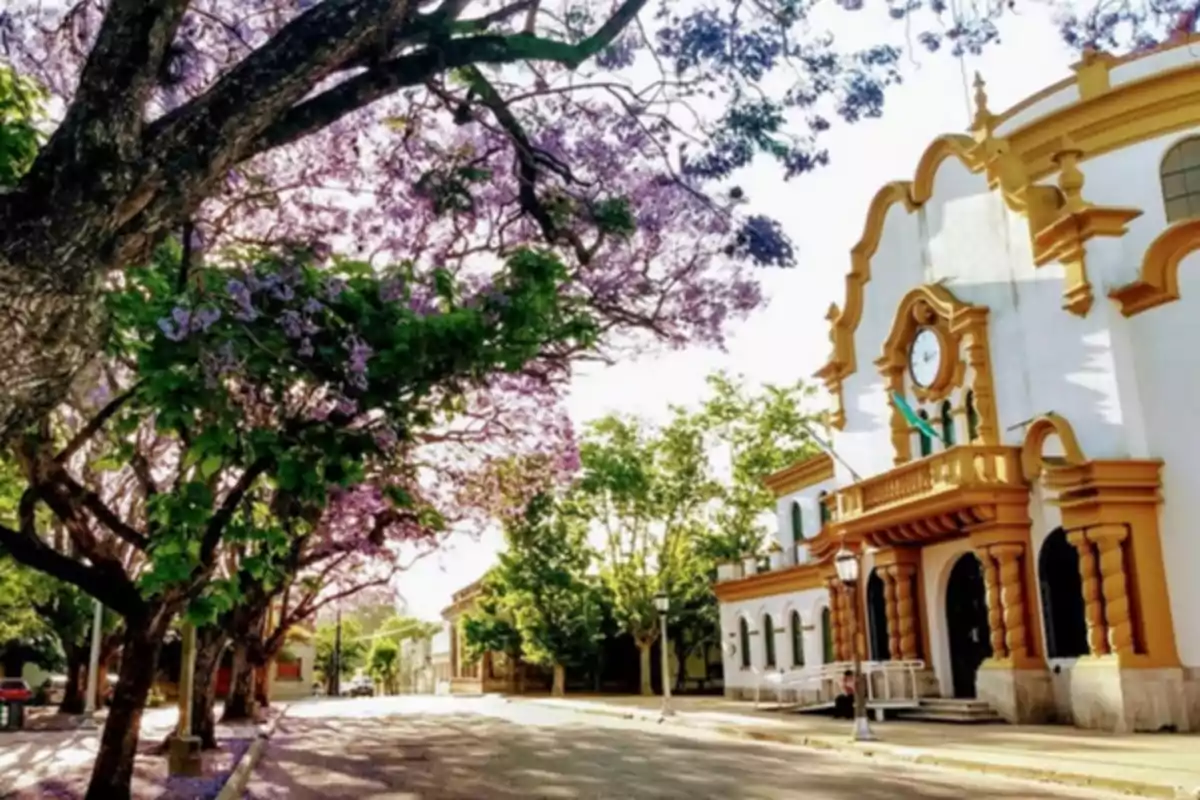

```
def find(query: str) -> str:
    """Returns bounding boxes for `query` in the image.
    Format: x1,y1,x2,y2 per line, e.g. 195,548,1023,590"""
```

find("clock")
909,327,944,388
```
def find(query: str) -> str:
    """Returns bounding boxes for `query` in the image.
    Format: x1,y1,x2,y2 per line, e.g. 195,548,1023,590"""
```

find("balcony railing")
831,445,1023,524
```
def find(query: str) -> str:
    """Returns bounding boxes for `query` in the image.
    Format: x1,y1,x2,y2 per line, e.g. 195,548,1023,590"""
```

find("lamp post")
834,542,876,742
653,591,674,718
332,607,343,697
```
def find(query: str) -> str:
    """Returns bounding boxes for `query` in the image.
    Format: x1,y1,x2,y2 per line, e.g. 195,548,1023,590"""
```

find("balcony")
821,445,1027,545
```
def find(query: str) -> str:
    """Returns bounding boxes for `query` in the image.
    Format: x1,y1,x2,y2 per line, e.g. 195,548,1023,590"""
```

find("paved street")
244,697,1121,799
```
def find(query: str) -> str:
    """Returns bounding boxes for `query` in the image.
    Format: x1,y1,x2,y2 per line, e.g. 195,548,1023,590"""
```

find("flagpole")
799,420,863,483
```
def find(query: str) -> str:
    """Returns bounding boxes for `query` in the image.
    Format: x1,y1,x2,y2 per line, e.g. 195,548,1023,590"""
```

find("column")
978,549,1008,659
888,563,921,660
1067,529,1108,656
1090,525,1135,657
990,544,1029,662
882,569,901,660
826,580,847,662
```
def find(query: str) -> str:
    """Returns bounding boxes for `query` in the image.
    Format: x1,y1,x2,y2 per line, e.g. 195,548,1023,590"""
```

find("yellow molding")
818,51,1200,416
874,284,1000,463
713,562,826,602
1109,217,1200,315
762,452,834,497
1043,459,1180,669
1020,411,1087,481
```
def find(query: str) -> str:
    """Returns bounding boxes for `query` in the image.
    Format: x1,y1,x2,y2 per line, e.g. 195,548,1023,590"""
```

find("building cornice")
762,452,834,497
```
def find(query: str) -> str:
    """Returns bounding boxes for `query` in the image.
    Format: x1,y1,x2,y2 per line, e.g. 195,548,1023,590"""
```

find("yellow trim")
1044,459,1180,669
714,562,826,602
1019,412,1087,480
762,452,834,497
875,284,1000,463
818,47,1200,418
1108,217,1200,315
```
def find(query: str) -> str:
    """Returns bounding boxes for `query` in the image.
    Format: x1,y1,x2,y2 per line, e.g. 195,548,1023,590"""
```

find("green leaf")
200,455,223,479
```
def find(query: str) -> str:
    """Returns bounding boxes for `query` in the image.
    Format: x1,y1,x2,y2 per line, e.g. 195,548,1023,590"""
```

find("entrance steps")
897,697,1003,724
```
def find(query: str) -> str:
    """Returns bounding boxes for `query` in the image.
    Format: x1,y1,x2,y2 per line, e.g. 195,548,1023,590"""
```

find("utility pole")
84,600,102,716
332,607,342,697
168,621,202,776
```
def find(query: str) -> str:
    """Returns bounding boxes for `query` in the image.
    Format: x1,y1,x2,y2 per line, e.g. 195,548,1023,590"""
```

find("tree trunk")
84,616,167,800
221,642,256,722
192,631,226,750
59,647,87,714
0,254,109,449
254,662,270,709
638,641,653,697
551,664,566,697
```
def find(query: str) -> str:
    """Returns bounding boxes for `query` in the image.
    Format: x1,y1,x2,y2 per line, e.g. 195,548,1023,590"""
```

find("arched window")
966,390,980,442
867,572,890,661
1038,528,1089,658
817,491,831,526
941,400,956,447
821,607,834,664
917,410,933,457
1161,137,1200,222
790,501,803,543
763,614,777,668
790,610,805,667
739,617,751,669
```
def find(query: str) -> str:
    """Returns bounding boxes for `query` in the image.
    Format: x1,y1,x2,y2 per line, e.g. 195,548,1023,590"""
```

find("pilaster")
1067,529,1109,656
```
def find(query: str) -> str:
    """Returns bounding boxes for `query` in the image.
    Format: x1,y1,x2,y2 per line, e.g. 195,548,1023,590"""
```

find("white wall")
772,478,836,563
719,588,828,691
1123,248,1200,668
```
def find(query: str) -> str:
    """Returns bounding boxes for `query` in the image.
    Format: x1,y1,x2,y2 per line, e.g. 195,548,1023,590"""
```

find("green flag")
891,392,942,443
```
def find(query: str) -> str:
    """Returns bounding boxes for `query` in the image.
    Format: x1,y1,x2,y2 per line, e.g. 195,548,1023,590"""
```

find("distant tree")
466,493,603,696
314,618,367,694
577,374,821,694
367,637,400,695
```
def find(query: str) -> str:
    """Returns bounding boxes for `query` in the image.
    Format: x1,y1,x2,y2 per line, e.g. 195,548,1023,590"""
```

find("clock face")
909,327,943,388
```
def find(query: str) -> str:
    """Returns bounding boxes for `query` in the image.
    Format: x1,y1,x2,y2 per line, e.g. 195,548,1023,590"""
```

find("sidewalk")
0,704,262,795
515,695,1200,799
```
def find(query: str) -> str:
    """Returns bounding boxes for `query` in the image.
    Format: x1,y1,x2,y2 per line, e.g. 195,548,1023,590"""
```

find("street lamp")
653,591,674,718
834,542,876,742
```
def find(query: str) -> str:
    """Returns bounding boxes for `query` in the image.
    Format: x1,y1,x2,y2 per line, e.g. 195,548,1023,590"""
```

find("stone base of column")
975,660,1054,724
1069,656,1192,732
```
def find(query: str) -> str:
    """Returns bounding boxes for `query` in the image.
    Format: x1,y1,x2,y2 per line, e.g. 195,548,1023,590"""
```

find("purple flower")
324,277,347,301
311,241,333,261
408,292,439,318
157,306,192,341
344,335,373,389
380,277,406,303
280,310,304,339
227,279,258,321
335,397,359,417
272,282,295,302
298,337,314,357
373,426,398,451
303,298,325,314
193,306,221,332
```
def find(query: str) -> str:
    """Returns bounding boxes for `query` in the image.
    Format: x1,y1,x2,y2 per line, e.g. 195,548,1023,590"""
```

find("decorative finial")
971,71,995,135
1053,135,1087,212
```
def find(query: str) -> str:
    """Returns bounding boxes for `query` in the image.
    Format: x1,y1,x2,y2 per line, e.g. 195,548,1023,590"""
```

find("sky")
394,5,1079,622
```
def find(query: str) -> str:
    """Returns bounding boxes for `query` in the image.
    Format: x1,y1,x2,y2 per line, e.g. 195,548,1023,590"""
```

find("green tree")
466,494,603,696
576,374,821,694
314,618,367,694
577,412,716,695
367,637,399,695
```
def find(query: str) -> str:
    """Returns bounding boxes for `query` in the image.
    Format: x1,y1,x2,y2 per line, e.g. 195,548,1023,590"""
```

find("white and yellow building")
715,36,1200,733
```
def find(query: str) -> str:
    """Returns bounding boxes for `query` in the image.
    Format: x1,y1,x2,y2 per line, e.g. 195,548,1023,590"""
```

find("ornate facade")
715,35,1200,732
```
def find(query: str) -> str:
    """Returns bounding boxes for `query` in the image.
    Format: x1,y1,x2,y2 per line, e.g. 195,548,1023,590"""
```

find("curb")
214,705,288,800
522,700,1196,800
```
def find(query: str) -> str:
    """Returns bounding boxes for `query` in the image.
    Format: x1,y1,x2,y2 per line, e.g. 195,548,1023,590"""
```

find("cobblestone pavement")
243,697,1123,800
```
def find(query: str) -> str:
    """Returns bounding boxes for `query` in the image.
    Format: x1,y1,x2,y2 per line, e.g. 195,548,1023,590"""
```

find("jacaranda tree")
0,0,921,443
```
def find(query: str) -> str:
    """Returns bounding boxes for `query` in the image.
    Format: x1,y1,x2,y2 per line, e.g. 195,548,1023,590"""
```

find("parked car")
0,679,32,703
347,676,375,697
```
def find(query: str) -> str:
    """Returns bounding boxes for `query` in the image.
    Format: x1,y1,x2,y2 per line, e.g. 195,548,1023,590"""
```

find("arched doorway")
867,571,890,661
945,553,991,698
1039,528,1088,658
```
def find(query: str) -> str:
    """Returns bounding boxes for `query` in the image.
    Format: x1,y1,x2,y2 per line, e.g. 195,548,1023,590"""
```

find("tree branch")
199,457,273,567
0,498,143,618
55,384,140,465
247,0,647,158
